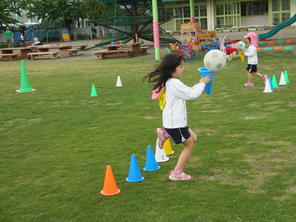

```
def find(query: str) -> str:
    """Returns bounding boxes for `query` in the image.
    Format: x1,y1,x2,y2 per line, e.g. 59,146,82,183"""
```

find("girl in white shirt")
243,32,267,87
145,53,212,181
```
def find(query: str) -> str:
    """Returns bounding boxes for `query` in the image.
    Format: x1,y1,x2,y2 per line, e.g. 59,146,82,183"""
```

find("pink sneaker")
244,82,255,87
156,128,171,149
169,170,192,181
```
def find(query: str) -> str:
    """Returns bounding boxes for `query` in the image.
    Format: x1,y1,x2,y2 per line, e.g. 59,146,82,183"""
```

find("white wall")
241,16,268,26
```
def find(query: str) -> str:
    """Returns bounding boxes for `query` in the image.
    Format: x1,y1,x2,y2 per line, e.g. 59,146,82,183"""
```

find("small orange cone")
100,165,120,196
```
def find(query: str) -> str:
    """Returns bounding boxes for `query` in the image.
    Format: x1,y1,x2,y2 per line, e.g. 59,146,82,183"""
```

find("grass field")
1,50,296,222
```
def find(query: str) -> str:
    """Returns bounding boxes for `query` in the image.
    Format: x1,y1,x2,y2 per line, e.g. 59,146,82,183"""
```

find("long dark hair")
247,37,251,44
144,53,183,90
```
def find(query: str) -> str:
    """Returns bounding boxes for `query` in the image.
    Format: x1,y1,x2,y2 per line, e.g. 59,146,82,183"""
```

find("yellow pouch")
238,50,245,62
158,90,166,110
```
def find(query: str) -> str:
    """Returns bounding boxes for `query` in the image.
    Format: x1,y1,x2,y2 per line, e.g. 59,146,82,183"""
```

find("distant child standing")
243,32,267,87
4,27,13,48
145,53,212,181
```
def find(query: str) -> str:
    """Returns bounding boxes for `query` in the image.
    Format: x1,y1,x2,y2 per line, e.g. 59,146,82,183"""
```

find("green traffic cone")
271,74,279,89
16,60,36,93
284,70,290,83
90,84,98,96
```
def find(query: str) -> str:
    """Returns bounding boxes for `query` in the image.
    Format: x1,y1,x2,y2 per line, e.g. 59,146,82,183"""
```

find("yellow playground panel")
180,23,201,43
197,32,216,45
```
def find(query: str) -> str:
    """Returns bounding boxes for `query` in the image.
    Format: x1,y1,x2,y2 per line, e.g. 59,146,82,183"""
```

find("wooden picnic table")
31,45,72,58
104,44,123,51
94,43,147,60
0,47,34,60
72,44,88,50
104,42,141,51
56,45,72,57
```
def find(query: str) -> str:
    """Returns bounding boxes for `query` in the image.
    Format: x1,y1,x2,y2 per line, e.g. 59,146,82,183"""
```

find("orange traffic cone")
100,165,120,196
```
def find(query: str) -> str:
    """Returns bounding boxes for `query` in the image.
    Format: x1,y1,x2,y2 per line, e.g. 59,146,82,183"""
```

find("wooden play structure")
93,43,150,60
180,23,201,44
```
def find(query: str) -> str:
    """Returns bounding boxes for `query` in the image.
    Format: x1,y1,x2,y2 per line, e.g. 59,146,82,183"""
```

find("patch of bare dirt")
228,134,242,137
106,102,123,106
274,195,289,201
243,115,266,120
143,116,159,119
262,141,293,146
200,110,224,113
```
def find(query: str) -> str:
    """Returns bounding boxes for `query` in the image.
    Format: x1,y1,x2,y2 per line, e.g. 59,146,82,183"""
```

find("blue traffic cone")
268,77,274,91
143,145,160,171
126,154,144,182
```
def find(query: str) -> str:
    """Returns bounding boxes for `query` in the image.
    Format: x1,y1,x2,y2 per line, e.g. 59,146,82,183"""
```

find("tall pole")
152,0,160,60
189,0,196,23
131,0,138,42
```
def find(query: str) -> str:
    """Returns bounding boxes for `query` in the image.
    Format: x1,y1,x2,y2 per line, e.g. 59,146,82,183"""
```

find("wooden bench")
69,48,80,56
73,44,88,51
93,49,133,59
27,51,58,60
0,54,18,61
140,46,150,55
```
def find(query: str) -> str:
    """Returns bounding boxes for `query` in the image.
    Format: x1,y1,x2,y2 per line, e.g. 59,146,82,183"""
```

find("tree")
0,0,22,29
81,0,106,20
23,0,84,30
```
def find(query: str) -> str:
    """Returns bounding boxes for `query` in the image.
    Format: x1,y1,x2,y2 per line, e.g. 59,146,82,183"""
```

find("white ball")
203,49,227,72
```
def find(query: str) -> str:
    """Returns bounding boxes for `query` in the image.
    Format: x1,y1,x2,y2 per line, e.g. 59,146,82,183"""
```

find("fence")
0,26,111,45
71,26,110,40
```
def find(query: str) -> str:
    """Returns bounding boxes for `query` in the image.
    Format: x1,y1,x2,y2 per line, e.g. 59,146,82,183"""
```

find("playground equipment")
259,14,296,40
90,0,180,48
169,21,218,61
168,42,196,62
180,23,201,44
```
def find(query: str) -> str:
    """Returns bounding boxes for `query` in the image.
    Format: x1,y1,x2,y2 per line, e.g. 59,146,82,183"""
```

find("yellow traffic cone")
164,139,174,155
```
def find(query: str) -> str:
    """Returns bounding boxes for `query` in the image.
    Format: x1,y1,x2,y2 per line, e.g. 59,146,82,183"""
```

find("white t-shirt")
163,78,205,128
244,45,258,65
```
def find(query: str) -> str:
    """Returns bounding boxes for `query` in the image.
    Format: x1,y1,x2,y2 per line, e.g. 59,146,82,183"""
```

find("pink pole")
153,20,160,48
